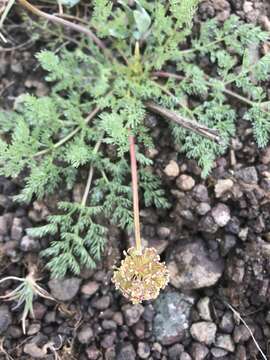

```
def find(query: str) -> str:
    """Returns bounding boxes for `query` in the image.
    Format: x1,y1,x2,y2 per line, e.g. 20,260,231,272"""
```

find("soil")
1,0,270,359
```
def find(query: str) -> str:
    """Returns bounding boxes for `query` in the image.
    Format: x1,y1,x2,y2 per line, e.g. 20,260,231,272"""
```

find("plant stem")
34,106,100,158
129,134,142,254
145,101,221,143
17,0,113,60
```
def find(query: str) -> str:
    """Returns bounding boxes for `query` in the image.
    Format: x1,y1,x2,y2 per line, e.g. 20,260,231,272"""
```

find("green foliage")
1,1,270,277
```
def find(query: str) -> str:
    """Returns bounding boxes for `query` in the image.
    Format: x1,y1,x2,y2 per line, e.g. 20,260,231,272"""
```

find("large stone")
48,277,81,301
153,292,195,345
190,322,217,345
167,240,224,289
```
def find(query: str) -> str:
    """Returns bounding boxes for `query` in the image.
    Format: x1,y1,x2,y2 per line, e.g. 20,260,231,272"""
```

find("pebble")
198,214,219,234
48,277,81,301
77,325,94,344
219,311,234,334
211,347,228,357
196,202,211,216
197,297,212,321
137,342,151,359
211,203,231,227
243,1,253,13
11,217,23,241
117,343,136,360
180,352,192,360
81,281,100,297
192,184,209,202
168,344,184,358
190,342,209,360
0,216,8,235
20,235,40,252
215,334,235,352
215,179,234,198
102,320,117,330
101,332,116,348
27,323,41,335
113,312,124,326
235,166,258,184
86,346,101,360
176,174,195,191
168,240,223,289
164,160,180,178
23,343,45,358
153,292,195,345
0,305,12,334
233,324,251,343
92,295,110,310
190,322,217,345
122,304,144,326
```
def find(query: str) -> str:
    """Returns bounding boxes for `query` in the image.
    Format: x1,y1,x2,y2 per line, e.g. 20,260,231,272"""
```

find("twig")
17,0,113,60
34,106,100,157
81,137,103,207
224,301,267,360
145,101,221,143
129,135,142,254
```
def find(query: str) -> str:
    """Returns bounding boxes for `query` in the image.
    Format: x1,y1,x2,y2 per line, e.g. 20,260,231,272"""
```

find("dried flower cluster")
112,247,169,304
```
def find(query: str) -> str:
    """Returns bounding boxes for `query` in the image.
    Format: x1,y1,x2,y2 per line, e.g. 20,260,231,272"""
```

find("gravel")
190,321,217,345
211,203,231,227
48,277,81,301
122,304,144,326
0,305,12,334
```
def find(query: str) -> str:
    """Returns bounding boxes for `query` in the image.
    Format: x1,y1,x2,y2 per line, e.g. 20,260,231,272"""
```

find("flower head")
112,247,169,304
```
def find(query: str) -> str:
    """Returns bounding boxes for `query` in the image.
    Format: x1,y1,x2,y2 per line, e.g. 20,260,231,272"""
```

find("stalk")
129,134,142,254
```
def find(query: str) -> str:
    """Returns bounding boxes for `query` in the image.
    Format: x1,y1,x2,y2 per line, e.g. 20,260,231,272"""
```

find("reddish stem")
129,135,142,254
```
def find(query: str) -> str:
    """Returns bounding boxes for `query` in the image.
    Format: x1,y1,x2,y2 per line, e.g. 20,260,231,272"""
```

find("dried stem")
17,0,113,60
129,135,142,254
145,101,221,143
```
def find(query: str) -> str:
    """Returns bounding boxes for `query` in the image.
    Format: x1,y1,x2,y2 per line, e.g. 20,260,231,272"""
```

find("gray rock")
117,343,136,360
211,203,231,227
215,334,235,352
0,216,8,236
211,347,228,358
190,342,209,360
0,305,12,334
11,217,23,241
81,281,100,297
196,202,211,216
122,304,144,326
190,322,217,345
101,332,116,348
176,175,195,191
197,297,212,321
235,166,258,184
168,344,184,359
77,325,94,344
102,320,117,330
86,346,101,359
219,311,234,333
215,179,234,198
198,214,219,234
192,184,209,202
137,342,151,359
48,277,81,301
92,295,110,310
164,160,180,178
23,343,45,358
153,292,195,345
180,353,192,360
233,325,251,343
167,240,223,289
220,235,237,256
20,235,40,252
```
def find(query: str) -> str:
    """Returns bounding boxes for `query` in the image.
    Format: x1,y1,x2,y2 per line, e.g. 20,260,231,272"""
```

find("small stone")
180,352,192,360
196,202,211,216
118,343,136,360
92,295,110,310
198,214,219,234
77,325,94,344
101,332,116,348
27,323,41,335
137,342,151,359
243,1,253,13
102,320,117,330
20,235,40,252
192,184,209,202
197,297,212,321
215,334,235,352
215,179,234,198
219,311,234,334
190,342,209,360
261,147,270,164
233,325,251,343
113,312,124,326
190,322,217,345
48,278,81,301
211,203,231,227
168,344,184,358
235,167,258,184
176,175,195,191
122,304,144,326
168,240,223,289
11,217,23,241
0,305,12,334
153,292,195,345
164,160,180,178
24,343,46,358
86,346,101,360
8,326,22,339
211,347,228,357
81,281,100,297
220,235,237,256
0,216,8,235
133,321,145,339
32,302,47,320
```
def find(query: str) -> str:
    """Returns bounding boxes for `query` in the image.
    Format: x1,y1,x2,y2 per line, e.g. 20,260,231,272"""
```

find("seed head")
112,247,169,304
